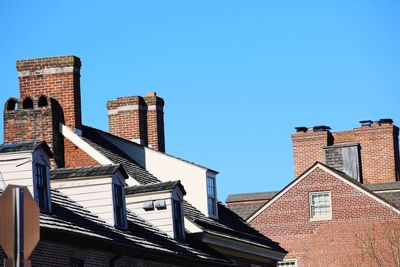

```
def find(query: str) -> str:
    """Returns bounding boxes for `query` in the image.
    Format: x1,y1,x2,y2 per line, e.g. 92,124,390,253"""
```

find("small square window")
309,192,332,221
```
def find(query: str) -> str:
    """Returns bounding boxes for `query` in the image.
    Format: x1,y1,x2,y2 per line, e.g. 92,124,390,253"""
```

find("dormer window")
173,199,184,240
113,183,127,229
34,163,51,212
207,175,218,218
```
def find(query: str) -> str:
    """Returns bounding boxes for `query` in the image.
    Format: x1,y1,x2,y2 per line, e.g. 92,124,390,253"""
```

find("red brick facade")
0,241,187,267
292,122,400,184
107,92,165,152
250,165,400,266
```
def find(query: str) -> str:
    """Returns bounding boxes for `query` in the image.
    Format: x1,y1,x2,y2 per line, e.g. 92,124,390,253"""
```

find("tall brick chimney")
107,92,165,152
3,56,86,168
292,120,400,184
16,56,82,130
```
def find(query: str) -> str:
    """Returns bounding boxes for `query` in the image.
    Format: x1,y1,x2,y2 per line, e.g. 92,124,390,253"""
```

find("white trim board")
247,163,400,222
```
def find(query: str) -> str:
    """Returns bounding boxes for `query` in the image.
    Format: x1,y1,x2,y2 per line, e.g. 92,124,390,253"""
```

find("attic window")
34,163,51,212
6,99,18,111
173,199,184,240
38,96,48,107
113,184,127,229
207,176,218,218
23,97,33,109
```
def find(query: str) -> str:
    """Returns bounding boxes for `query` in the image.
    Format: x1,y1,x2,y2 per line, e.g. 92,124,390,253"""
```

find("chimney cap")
313,125,331,132
359,120,373,126
146,92,157,97
379,118,393,125
295,127,308,133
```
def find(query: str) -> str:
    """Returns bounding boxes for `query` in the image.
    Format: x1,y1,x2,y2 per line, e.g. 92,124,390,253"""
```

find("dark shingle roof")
364,182,400,192
0,141,52,156
227,202,266,221
126,181,186,195
374,191,400,208
226,191,278,203
0,188,231,266
50,164,128,180
83,126,218,173
82,126,286,254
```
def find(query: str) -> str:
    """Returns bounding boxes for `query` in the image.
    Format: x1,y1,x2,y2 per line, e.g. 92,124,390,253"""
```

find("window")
70,258,84,267
309,192,332,220
277,259,297,266
207,176,217,217
113,184,127,229
173,199,184,240
34,163,50,212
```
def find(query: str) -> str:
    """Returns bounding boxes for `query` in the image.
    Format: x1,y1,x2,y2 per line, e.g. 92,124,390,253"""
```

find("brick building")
0,55,286,266
227,123,400,266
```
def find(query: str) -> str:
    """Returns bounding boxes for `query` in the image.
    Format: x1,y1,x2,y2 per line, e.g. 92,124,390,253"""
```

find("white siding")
103,135,211,217
126,192,174,237
0,152,33,192
51,177,115,226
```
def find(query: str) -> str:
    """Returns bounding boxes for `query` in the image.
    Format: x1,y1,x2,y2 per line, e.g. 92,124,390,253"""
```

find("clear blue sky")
1,1,400,202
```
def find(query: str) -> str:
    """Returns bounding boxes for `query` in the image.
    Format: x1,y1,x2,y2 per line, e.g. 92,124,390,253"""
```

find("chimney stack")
16,56,82,130
107,92,165,152
292,120,400,184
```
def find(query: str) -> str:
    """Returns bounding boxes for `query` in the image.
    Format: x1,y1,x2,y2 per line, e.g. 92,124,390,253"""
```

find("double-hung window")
113,184,127,229
35,163,50,212
309,192,332,220
207,176,217,218
173,199,184,240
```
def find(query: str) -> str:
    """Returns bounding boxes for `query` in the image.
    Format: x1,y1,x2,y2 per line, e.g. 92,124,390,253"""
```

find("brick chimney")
107,92,165,152
16,56,82,130
3,56,90,168
292,120,400,184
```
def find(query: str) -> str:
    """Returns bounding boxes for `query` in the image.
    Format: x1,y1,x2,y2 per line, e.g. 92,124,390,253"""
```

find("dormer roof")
0,140,53,157
126,181,186,196
50,164,128,180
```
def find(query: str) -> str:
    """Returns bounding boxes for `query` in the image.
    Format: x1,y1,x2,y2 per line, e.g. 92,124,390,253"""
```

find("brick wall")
0,240,186,267
292,121,400,184
107,92,165,152
3,96,65,167
16,56,82,130
64,138,99,168
250,166,400,266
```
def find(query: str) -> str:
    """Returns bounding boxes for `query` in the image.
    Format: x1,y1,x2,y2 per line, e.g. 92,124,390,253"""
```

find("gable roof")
126,180,186,195
247,162,400,223
83,126,218,173
0,140,53,156
80,125,286,255
50,164,128,180
0,187,232,266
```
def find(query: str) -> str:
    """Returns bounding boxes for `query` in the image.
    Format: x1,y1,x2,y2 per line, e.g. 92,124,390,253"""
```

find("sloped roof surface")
82,125,285,254
364,181,400,192
50,164,126,180
0,141,52,156
0,188,231,266
126,181,186,195
226,191,278,203
227,202,266,221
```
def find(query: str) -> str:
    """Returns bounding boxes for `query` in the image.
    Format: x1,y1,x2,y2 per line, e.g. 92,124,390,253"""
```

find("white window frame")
277,259,297,266
309,191,332,221
206,175,218,218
